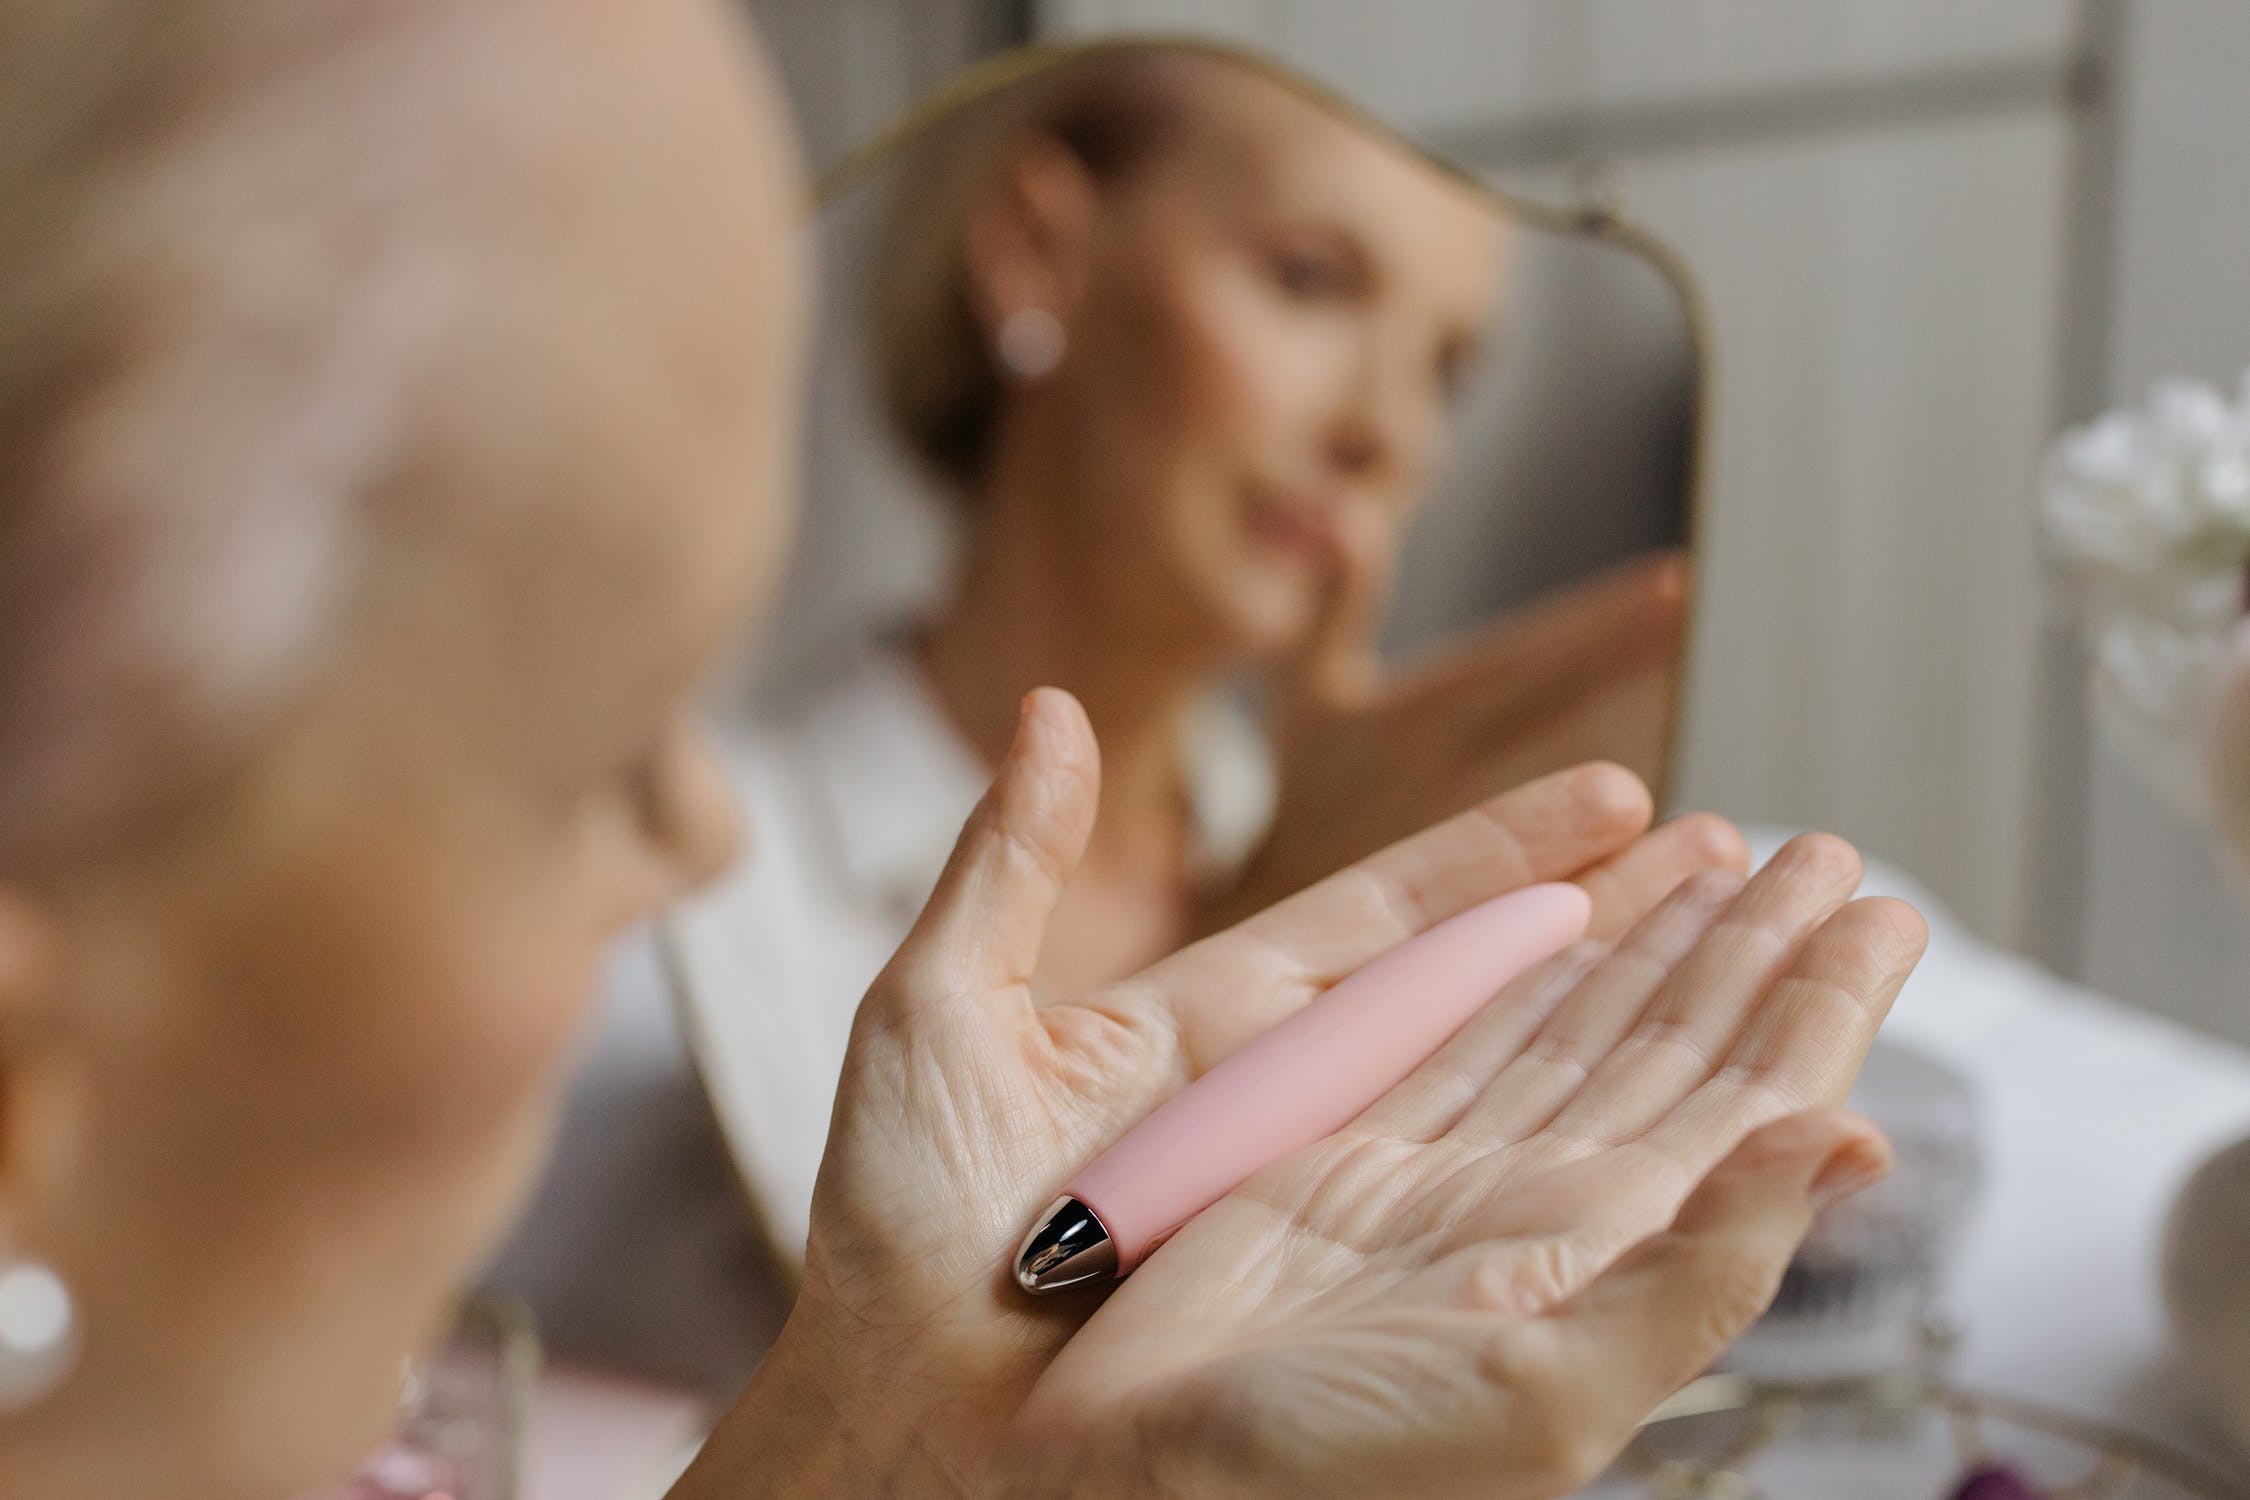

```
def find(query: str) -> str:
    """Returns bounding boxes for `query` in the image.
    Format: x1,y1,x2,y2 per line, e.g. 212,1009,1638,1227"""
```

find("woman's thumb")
878,688,1100,1015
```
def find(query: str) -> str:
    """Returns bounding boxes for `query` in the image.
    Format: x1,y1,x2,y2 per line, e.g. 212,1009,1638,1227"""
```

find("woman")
653,44,1688,1327
0,3,1921,1497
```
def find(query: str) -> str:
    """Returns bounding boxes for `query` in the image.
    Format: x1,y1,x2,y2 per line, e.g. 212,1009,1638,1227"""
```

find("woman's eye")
1436,347,1471,402
1270,247,1355,302
620,742,671,837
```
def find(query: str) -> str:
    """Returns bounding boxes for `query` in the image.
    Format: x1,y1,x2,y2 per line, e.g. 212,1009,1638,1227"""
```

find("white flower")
2086,610,2241,815
2040,373,2250,819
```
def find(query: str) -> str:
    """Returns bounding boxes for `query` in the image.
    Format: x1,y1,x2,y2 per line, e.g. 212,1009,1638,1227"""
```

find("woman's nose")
666,731,745,895
1324,353,1433,499
1325,408,1388,480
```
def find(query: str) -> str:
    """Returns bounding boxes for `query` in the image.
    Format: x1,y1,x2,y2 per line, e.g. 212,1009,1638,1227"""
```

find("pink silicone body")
1067,881,1592,1272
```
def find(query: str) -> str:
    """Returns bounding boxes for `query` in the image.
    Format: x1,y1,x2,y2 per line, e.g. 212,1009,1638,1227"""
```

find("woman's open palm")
682,689,1920,1499
1009,840,1919,1498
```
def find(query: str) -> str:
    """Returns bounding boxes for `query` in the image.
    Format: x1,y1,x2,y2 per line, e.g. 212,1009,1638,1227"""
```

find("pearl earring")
996,306,1066,381
0,1260,77,1414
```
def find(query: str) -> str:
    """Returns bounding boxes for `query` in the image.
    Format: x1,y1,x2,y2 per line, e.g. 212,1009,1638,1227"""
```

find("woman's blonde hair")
0,1,466,872
868,48,1225,494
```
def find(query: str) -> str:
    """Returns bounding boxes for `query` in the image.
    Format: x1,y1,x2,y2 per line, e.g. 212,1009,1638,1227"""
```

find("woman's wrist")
666,1312,944,1500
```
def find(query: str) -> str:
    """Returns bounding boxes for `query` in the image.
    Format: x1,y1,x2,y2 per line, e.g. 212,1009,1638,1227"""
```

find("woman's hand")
1200,551,1688,937
691,693,1922,1499
677,691,1743,1498
1004,845,1921,1499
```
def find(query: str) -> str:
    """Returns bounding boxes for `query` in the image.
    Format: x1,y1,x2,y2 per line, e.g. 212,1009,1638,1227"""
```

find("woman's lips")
1242,490,1343,567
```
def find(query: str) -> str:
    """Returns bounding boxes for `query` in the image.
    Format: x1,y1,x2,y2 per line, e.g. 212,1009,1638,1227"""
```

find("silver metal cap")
1013,1195,1117,1294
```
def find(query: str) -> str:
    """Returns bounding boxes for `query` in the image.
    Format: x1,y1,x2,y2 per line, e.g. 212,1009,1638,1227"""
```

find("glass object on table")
1582,1373,2246,1499
1724,1038,1984,1381
301,1297,540,1500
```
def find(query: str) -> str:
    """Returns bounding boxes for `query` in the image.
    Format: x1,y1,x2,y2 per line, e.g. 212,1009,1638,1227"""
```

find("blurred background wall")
748,0,2250,1044
2077,3,2250,1047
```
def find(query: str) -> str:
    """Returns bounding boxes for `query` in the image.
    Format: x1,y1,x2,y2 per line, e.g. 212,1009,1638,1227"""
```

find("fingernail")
1011,691,1041,752
1650,552,1690,602
1810,1138,1891,1211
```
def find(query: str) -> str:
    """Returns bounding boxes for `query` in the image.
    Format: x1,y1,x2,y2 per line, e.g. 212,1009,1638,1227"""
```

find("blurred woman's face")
0,4,801,1496
989,72,1506,662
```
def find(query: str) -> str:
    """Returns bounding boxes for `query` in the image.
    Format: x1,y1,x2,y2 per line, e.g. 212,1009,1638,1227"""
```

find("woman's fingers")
1571,813,1746,942
1408,552,1688,730
869,689,1098,1021
1412,874,1917,1276
1169,806,1744,1148
1459,661,1680,798
1640,896,1925,1162
1529,833,1863,1148
1506,1111,1891,1479
1352,940,1609,1145
1366,1112,1885,1498
1445,869,1743,1148
1137,763,1657,1070
1276,503,1394,714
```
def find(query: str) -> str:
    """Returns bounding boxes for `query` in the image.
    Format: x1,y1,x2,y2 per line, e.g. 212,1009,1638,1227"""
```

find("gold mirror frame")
676,31,1722,1302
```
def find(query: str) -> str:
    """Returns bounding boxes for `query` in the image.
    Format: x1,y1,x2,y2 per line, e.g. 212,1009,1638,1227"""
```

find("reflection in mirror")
670,39,1705,1305
768,41,1698,742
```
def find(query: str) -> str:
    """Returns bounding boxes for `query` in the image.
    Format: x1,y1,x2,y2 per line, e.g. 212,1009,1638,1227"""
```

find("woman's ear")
0,893,73,1253
962,133,1103,339
0,891,82,1415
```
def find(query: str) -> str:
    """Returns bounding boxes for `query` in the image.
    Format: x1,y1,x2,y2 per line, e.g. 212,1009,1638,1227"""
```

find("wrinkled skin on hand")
679,691,1921,1500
